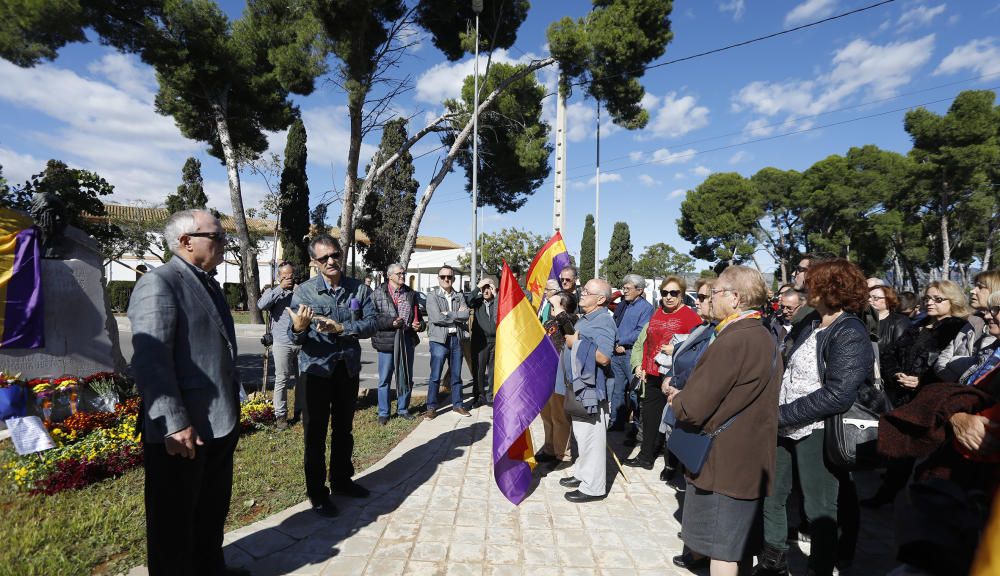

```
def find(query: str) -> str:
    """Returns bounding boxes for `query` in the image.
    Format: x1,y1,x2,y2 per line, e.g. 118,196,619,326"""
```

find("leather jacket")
778,312,874,429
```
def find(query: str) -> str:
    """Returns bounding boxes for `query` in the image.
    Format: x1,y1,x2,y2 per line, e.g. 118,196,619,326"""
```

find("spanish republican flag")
524,231,571,311
0,209,42,348
493,261,558,504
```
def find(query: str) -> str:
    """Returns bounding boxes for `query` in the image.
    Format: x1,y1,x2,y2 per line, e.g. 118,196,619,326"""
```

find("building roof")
88,203,461,250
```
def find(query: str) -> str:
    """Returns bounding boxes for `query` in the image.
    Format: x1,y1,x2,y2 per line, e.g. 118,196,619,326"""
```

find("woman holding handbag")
755,259,873,576
665,266,781,576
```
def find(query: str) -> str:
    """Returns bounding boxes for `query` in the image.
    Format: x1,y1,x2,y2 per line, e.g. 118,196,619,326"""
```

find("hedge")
106,281,136,312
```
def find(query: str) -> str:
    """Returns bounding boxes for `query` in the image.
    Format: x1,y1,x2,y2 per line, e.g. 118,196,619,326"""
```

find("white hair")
387,262,404,275
163,210,202,253
622,273,646,290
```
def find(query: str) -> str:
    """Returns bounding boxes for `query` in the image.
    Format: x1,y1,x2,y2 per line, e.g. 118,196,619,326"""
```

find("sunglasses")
560,277,575,283
314,252,342,264
923,295,946,304
188,231,226,243
439,275,455,280
660,290,681,298
696,294,709,302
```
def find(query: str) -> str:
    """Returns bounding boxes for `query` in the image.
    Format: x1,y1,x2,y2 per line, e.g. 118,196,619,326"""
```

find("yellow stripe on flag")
493,297,546,395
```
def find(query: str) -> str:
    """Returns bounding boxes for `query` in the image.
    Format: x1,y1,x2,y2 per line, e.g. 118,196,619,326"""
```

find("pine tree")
601,221,633,287
359,118,418,273
580,214,596,284
279,118,310,275
166,157,208,213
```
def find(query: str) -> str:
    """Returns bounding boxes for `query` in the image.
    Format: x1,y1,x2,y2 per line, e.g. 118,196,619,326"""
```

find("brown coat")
672,317,781,500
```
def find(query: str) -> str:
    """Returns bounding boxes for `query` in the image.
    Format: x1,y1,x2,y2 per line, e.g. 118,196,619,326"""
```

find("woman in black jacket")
869,284,910,355
755,260,873,576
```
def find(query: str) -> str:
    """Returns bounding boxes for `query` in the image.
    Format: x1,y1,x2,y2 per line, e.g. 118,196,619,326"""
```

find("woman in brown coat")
666,265,782,576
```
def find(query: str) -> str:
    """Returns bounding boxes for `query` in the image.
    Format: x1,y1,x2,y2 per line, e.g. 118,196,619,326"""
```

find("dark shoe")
622,438,638,448
311,497,339,518
667,475,686,493
331,480,370,499
288,413,301,426
751,544,789,576
423,409,437,420
453,407,471,417
378,416,389,426
398,412,416,421
660,466,676,482
564,489,605,503
623,457,654,470
535,452,558,463
559,476,582,488
275,418,288,431
673,551,708,570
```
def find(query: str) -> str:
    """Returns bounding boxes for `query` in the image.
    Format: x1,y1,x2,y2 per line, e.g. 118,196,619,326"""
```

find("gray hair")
387,262,404,275
622,274,646,290
308,233,341,259
163,209,201,253
560,265,579,279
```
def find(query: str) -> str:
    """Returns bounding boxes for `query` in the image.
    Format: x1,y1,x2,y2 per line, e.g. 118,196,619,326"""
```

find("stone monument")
0,201,126,379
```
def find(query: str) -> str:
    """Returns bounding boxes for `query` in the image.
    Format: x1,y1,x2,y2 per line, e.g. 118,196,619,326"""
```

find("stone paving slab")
126,405,897,575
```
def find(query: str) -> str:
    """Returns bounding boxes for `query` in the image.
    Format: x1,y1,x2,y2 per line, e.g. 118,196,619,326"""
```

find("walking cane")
261,310,271,397
608,445,630,483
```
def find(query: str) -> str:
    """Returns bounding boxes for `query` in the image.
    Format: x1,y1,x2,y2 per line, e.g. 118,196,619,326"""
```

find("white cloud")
301,106,378,170
719,0,745,20
729,150,749,164
785,0,837,27
898,4,946,31
587,172,622,185
731,35,934,137
643,91,710,139
935,38,1000,79
669,188,687,198
204,179,272,216
86,53,157,100
628,150,645,162
0,147,43,184
692,165,712,177
565,101,596,142
648,148,697,165
413,48,537,104
638,174,661,187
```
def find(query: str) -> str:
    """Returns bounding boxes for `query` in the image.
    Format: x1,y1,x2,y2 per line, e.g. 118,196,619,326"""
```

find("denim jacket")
288,275,377,377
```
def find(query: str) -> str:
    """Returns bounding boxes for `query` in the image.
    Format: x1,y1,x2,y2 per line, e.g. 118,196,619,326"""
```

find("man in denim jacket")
287,234,377,517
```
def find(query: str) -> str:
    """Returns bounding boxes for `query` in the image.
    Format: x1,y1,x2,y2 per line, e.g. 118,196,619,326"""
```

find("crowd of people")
128,210,998,576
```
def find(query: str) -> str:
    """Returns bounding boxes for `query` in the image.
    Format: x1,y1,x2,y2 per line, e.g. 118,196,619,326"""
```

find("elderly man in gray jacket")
424,264,471,418
128,209,247,576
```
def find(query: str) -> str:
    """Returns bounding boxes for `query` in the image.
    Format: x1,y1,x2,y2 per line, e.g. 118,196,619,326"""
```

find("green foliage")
106,280,136,312
633,242,694,278
547,0,674,129
279,118,311,274
445,62,551,213
678,172,759,264
415,0,529,60
359,118,418,273
457,227,546,277
580,213,595,284
223,282,246,311
600,221,633,287
166,157,208,213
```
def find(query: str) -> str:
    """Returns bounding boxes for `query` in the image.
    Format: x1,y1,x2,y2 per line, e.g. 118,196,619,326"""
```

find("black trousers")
303,361,359,502
471,339,495,402
637,375,667,464
144,427,239,576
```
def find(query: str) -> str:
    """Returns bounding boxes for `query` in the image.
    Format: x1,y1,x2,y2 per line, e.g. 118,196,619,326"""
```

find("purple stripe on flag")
3,227,43,348
548,251,571,282
492,338,558,504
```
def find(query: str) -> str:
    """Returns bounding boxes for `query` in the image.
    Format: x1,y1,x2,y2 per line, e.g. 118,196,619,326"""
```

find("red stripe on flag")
524,231,565,283
496,261,524,326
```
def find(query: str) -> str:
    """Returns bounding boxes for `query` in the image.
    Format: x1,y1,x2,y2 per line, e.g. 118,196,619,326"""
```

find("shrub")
222,283,246,311
106,281,136,312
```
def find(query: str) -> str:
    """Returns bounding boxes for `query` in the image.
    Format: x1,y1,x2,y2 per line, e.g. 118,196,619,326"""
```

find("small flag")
0,209,43,348
493,261,558,504
524,232,571,311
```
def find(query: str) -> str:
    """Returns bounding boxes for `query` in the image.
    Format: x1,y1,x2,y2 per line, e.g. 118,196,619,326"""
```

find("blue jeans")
376,334,415,417
428,334,464,409
609,353,631,430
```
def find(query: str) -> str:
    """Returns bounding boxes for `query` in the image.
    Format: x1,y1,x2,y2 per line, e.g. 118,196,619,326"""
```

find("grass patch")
0,391,420,576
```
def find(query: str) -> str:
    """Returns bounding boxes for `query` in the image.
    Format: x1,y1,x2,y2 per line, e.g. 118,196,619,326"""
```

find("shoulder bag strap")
708,334,780,438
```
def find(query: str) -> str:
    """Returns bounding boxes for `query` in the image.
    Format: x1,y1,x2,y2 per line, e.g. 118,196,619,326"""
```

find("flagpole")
470,0,482,288
594,101,601,279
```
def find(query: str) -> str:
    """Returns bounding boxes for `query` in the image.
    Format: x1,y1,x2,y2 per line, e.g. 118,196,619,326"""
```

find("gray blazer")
425,286,470,344
127,256,240,443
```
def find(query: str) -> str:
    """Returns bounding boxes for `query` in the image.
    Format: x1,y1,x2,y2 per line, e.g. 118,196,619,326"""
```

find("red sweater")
641,305,703,375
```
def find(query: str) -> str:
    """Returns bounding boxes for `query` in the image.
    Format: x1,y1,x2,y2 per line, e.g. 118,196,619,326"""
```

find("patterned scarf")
715,309,763,334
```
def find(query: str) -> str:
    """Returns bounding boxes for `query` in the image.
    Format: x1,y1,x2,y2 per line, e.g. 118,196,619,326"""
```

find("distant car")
684,291,698,307
414,290,428,319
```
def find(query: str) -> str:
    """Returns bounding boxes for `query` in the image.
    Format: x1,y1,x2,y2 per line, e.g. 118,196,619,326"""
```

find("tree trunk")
940,210,951,281
398,57,557,267
339,100,364,271
213,102,263,324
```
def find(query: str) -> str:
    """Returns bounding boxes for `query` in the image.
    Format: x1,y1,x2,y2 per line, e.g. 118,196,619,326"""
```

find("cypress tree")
279,118,311,275
166,157,208,213
579,214,595,284
601,221,633,287
359,118,418,273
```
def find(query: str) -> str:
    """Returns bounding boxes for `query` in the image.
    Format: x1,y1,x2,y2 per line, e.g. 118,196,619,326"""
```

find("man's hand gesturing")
287,304,314,333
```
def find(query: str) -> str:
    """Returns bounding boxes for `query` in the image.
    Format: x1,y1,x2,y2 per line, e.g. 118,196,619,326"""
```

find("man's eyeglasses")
660,290,681,298
696,294,709,302
188,231,226,243
560,277,575,283
314,252,342,264
711,288,735,296
439,275,455,280
923,295,946,304
391,271,405,276
779,305,798,311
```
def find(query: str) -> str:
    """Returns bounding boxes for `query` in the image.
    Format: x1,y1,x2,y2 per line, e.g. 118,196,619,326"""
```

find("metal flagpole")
594,101,601,279
470,0,482,287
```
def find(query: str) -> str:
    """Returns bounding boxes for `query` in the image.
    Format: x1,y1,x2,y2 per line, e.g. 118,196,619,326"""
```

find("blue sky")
2,0,999,272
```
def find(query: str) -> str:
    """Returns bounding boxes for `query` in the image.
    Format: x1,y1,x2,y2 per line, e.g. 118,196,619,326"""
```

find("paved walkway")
128,406,898,575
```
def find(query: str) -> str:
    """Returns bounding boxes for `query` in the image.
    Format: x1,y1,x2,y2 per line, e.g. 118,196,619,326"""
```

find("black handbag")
824,342,887,470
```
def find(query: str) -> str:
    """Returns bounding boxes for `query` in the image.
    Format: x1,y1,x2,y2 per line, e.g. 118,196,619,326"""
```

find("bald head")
580,278,612,314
